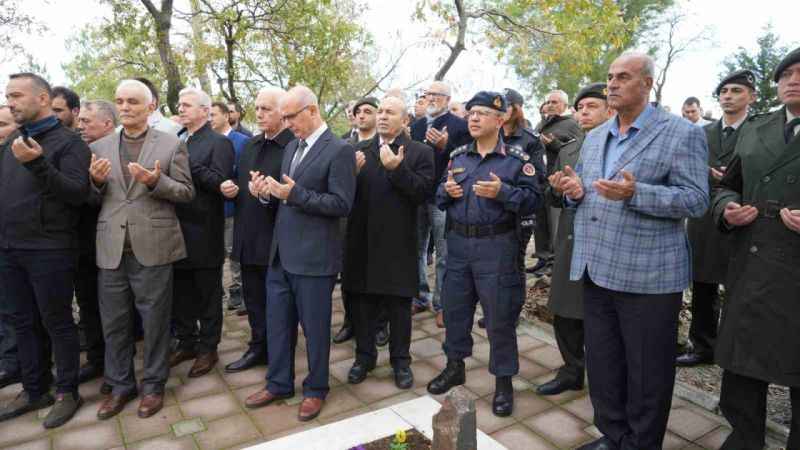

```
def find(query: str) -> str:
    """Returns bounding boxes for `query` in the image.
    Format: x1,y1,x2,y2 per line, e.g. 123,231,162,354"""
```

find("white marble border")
248,396,507,450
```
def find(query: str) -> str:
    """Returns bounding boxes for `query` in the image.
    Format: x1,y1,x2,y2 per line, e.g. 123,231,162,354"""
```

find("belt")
449,220,515,238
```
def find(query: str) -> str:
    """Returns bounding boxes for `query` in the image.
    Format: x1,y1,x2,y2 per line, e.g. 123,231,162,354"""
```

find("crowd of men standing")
0,44,798,450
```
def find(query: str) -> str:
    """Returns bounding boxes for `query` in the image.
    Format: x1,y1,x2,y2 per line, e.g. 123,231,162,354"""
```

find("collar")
148,111,165,127
426,110,447,122
302,123,328,149
721,114,747,130
378,132,403,147
22,115,60,137
221,127,233,137
468,136,505,156
610,103,655,138
787,107,798,124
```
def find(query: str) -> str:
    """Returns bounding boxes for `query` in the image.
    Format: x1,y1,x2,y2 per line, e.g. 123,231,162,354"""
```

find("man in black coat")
677,70,756,367
409,81,472,323
170,88,234,378
0,73,90,428
344,96,434,389
221,88,294,373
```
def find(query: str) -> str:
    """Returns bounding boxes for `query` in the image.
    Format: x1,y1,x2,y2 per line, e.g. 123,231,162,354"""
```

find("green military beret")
573,82,607,109
715,69,756,96
773,46,800,82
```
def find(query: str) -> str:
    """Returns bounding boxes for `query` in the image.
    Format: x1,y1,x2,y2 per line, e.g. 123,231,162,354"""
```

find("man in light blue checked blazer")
551,52,709,450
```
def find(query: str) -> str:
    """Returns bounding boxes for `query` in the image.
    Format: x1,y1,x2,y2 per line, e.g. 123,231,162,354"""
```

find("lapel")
282,139,298,175
705,120,722,162
126,129,160,195
607,108,668,179
584,121,613,181
292,128,331,180
761,108,800,177
109,131,126,192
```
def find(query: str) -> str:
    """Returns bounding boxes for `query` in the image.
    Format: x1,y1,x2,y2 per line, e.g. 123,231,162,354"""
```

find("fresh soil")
351,429,431,450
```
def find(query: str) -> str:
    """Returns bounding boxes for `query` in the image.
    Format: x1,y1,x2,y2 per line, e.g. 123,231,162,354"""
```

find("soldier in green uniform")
677,70,756,367
712,47,800,450
537,83,613,396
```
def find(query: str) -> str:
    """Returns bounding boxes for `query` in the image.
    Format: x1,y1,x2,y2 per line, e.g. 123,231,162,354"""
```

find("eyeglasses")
424,92,448,98
282,105,310,121
466,109,498,119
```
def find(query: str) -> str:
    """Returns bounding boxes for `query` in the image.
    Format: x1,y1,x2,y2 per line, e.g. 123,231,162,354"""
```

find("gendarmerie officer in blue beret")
426,91,543,417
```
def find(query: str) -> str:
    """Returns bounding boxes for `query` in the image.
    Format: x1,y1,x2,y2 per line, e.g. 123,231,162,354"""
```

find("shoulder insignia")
449,144,469,159
522,163,536,176
505,145,529,162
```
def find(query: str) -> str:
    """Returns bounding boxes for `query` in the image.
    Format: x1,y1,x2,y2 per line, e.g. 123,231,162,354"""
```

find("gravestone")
432,387,477,450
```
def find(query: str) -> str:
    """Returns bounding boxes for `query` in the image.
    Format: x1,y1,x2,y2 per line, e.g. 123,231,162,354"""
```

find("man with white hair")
245,85,355,422
169,87,235,378
89,79,194,420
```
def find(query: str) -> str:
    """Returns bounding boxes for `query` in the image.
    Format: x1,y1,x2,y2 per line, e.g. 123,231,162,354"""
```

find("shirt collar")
722,114,747,130
468,137,505,156
22,115,60,137
302,122,328,149
787,107,798,124
610,103,655,138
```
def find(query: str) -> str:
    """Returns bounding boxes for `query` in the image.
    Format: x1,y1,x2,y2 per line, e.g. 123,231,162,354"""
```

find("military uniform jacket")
545,136,584,319
342,134,434,298
687,120,738,284
712,108,800,387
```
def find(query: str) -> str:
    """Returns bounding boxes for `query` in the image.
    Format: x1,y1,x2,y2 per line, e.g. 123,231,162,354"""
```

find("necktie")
785,118,800,144
722,126,734,139
289,140,308,177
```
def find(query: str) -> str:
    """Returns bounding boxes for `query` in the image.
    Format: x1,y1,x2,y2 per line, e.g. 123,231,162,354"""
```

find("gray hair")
548,90,569,105
287,85,319,108
429,81,452,98
179,87,212,108
381,95,408,117
84,100,119,126
618,51,656,79
116,79,153,104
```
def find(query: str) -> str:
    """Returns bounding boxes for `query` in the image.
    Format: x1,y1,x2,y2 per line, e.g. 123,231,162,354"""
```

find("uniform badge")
493,96,502,108
522,163,535,176
602,87,608,96
452,167,465,174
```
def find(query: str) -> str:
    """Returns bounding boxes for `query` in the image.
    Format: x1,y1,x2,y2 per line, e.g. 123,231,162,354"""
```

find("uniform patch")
452,167,465,174
522,163,535,176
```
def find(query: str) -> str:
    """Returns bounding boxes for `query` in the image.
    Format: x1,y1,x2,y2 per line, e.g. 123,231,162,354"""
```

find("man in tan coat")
89,79,194,420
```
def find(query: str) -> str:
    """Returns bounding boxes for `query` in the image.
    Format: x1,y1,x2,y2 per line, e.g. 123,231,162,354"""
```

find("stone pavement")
0,288,734,450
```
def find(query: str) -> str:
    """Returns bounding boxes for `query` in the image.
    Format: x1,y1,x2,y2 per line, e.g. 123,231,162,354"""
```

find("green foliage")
1,0,47,64
722,23,793,114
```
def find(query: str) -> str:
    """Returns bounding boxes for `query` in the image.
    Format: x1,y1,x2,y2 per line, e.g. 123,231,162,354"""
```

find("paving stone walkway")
0,287,735,450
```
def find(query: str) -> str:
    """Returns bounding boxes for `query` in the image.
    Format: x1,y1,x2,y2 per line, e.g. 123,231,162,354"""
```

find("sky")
2,0,798,118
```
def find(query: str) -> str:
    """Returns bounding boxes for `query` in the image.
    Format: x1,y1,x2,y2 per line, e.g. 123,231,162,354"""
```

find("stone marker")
432,387,477,450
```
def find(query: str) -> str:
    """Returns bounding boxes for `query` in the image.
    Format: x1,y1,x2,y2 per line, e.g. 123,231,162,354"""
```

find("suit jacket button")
591,217,598,222
750,245,758,253
762,176,771,183
120,224,126,229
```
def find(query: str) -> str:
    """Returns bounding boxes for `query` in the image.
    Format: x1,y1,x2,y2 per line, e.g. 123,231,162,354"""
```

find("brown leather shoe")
169,350,197,368
436,311,444,328
298,397,324,422
188,352,219,378
245,388,293,409
97,391,137,420
137,393,164,418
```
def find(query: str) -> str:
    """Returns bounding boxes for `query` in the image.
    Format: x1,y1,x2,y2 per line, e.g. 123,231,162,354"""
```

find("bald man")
245,85,355,422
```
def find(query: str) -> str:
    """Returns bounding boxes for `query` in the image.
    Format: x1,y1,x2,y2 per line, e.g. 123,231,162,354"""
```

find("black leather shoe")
535,377,583,396
375,323,389,347
0,369,20,389
225,350,267,373
675,351,713,367
394,367,414,390
427,359,465,395
78,362,104,384
332,323,354,344
492,390,514,416
347,362,374,384
576,436,618,450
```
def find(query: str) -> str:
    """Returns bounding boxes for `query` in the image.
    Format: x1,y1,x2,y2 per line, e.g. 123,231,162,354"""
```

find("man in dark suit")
169,87,234,378
221,88,294,373
677,70,756,367
244,85,356,422
344,96,434,389
409,81,471,325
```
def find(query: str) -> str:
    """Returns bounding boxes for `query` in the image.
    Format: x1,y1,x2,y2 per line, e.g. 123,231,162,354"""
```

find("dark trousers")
99,253,173,396
689,281,719,356
720,370,799,450
583,274,682,450
241,264,267,354
266,259,334,399
351,293,411,369
553,315,584,385
342,290,389,332
0,249,80,397
0,280,19,374
75,251,104,366
442,232,524,377
173,267,223,354
532,204,553,260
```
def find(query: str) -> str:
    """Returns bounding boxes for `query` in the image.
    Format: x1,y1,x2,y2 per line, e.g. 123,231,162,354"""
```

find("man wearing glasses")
409,81,472,327
244,85,356,422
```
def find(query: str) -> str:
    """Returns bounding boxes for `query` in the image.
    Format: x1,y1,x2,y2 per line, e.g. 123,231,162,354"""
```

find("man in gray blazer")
552,53,708,450
89,79,194,420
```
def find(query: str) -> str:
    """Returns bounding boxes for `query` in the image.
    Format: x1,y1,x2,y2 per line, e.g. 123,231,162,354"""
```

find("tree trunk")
223,22,238,104
189,0,212,93
141,0,184,114
434,0,468,81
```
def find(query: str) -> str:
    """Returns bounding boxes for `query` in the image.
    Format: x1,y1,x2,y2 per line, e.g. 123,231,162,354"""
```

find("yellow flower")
395,429,407,443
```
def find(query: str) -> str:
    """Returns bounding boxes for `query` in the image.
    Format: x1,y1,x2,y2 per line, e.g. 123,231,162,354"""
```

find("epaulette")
522,127,540,139
505,144,530,162
449,144,470,159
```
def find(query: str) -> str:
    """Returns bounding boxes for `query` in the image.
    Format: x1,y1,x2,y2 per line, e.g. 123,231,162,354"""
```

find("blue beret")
466,91,507,113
